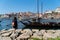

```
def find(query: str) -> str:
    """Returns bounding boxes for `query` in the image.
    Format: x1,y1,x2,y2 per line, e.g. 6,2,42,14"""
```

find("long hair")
13,17,17,21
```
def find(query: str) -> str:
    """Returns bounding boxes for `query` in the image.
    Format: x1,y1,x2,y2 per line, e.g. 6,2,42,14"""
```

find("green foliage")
32,38,42,40
31,37,60,40
55,37,60,40
48,38,55,40
48,37,60,40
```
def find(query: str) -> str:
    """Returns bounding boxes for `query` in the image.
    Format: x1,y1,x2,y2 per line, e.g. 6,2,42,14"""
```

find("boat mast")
37,0,40,22
41,2,43,14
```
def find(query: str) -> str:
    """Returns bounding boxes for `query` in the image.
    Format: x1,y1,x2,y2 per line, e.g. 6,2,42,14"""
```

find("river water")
0,18,25,30
0,18,60,30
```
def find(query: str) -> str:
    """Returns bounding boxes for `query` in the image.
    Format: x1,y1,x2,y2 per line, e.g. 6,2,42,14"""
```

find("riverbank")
0,29,60,40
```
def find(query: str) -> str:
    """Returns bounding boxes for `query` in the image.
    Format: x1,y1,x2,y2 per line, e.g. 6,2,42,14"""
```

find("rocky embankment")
0,29,60,40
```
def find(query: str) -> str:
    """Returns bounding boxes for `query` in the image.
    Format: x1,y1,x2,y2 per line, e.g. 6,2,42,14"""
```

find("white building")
54,7,60,13
1,15,9,18
45,10,52,14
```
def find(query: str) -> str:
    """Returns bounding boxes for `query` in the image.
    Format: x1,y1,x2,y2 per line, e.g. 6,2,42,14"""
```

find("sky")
0,0,60,14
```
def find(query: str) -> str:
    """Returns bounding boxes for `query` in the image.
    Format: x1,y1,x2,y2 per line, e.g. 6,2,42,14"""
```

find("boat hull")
23,22,60,29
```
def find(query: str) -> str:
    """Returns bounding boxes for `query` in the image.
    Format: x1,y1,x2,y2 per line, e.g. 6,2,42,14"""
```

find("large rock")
43,33,57,40
16,29,22,33
21,29,32,33
46,30,56,33
32,29,39,33
23,29,32,36
20,33,30,36
8,29,15,32
54,32,60,37
31,31,43,40
0,30,8,34
31,35,42,39
17,35,30,40
0,37,11,40
55,30,60,33
10,31,18,40
1,32,12,37
17,33,30,40
33,31,43,36
39,30,46,35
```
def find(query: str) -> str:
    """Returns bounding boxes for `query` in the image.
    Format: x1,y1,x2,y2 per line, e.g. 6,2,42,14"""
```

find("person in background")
12,17,18,30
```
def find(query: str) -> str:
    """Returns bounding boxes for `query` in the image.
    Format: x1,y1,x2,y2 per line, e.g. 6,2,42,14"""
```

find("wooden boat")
20,0,60,29
20,18,60,29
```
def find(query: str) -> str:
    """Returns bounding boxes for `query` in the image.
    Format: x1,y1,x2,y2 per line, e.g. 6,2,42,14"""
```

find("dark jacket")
12,17,18,29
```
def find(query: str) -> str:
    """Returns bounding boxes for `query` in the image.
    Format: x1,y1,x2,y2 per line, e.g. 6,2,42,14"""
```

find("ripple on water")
0,18,25,30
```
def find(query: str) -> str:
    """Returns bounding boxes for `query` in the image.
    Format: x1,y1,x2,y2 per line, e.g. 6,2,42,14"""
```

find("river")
0,18,25,30
0,18,60,30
